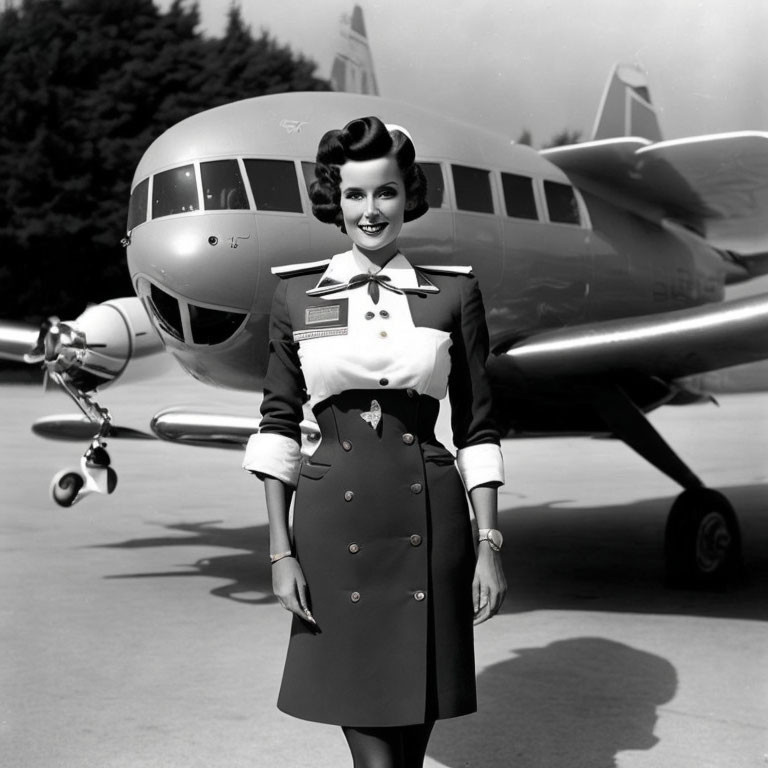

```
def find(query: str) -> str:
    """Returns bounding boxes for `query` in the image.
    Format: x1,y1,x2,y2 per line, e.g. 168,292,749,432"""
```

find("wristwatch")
477,528,503,552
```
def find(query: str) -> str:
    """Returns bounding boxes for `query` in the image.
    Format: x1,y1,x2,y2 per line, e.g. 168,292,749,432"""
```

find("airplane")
2,6,768,591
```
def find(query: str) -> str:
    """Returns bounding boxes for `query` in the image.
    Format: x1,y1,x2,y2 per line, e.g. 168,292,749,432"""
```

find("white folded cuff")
242,432,302,486
456,443,505,491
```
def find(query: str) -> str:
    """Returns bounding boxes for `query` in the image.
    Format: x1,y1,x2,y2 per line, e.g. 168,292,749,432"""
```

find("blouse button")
379,378,389,386
413,590,426,602
409,534,422,547
342,440,353,451
344,491,355,502
365,311,375,320
401,433,415,445
379,310,390,318
348,543,360,554
379,330,388,338
350,591,361,603
410,482,423,494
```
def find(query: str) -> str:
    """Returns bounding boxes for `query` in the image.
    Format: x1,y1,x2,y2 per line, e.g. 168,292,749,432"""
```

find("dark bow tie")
307,271,431,304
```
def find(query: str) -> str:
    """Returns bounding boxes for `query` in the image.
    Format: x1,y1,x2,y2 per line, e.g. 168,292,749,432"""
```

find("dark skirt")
277,389,477,727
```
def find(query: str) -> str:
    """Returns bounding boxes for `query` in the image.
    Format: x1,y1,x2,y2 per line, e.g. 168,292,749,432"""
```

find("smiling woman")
243,115,506,768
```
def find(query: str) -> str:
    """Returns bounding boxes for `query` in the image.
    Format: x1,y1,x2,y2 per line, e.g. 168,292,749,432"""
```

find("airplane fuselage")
125,92,727,391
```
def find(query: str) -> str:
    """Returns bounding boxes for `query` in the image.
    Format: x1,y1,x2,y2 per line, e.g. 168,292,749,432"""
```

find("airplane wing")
494,292,768,383
543,132,768,260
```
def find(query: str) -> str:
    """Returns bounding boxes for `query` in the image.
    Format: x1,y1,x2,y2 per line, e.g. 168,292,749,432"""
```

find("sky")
159,0,768,146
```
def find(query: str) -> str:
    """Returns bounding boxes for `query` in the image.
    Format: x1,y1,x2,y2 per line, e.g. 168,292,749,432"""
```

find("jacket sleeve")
242,279,305,486
448,275,505,491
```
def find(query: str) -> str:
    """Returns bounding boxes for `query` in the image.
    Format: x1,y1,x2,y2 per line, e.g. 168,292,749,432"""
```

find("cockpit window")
544,180,581,225
152,164,199,218
201,160,249,210
148,282,183,340
188,304,247,345
244,159,303,213
420,163,445,209
501,172,538,220
127,178,149,231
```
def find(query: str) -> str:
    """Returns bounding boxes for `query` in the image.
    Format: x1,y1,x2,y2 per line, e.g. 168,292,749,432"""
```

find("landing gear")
50,438,118,508
664,489,742,587
593,384,743,588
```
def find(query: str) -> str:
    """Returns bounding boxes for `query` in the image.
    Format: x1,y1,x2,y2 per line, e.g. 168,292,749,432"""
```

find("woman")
244,116,506,768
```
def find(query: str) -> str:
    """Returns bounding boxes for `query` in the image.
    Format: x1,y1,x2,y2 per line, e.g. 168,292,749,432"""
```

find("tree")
0,0,329,322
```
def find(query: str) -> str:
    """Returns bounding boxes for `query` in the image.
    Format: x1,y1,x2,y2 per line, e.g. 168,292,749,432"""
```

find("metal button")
379,310,390,318
379,330,388,338
342,440,352,451
379,378,389,386
350,591,361,603
402,433,415,445
406,388,415,398
348,543,360,554
409,534,422,547
414,591,426,602
365,311,375,320
410,482,423,494
344,491,355,502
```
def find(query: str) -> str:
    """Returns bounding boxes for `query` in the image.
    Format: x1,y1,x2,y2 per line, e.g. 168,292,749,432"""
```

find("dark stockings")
342,721,436,768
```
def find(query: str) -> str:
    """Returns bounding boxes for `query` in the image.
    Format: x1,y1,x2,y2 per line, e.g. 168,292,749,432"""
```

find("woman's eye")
378,188,397,198
344,191,364,200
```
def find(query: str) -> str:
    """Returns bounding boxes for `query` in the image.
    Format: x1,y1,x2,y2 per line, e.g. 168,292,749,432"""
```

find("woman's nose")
363,195,379,217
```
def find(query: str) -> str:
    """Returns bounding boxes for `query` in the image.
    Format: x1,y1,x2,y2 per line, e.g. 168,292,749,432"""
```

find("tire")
51,471,85,508
664,488,742,588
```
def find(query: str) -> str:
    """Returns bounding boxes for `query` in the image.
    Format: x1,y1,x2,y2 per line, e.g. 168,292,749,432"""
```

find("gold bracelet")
269,551,293,564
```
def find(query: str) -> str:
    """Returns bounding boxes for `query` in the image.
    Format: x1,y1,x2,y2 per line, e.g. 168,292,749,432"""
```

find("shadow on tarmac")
99,483,768,621
427,637,677,768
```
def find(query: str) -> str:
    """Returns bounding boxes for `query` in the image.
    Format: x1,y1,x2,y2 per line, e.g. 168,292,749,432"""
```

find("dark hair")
310,115,429,231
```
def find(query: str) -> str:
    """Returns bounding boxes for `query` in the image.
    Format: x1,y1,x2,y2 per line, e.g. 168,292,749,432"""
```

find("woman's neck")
352,243,400,271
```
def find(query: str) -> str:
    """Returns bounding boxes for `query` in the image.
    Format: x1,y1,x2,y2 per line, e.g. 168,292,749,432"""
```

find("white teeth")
360,223,386,234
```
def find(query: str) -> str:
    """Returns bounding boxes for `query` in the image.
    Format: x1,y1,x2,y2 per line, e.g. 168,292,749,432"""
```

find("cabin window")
419,162,445,209
501,173,538,220
451,164,493,213
127,178,149,230
201,160,249,210
148,283,184,340
188,304,247,345
301,161,316,195
152,165,199,218
244,159,303,213
544,180,581,225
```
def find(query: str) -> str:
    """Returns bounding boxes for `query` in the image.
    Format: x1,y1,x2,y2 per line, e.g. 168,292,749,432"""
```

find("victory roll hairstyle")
310,116,429,231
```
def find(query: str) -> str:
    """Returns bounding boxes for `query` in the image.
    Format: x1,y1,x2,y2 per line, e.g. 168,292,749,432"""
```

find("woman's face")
339,154,407,262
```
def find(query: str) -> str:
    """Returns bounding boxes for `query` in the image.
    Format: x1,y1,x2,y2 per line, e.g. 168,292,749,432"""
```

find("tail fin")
592,64,663,142
330,5,379,95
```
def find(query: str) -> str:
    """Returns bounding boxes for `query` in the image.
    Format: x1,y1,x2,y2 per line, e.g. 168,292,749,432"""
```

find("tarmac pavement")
1,373,767,767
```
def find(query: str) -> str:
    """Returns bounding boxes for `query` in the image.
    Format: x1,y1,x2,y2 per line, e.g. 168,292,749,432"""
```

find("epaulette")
414,264,473,275
271,259,331,278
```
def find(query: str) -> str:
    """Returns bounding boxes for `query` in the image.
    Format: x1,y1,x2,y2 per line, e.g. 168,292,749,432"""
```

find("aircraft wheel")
51,470,85,508
664,488,742,588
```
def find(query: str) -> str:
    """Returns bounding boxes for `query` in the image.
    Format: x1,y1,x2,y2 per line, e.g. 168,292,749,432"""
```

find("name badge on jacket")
293,299,349,341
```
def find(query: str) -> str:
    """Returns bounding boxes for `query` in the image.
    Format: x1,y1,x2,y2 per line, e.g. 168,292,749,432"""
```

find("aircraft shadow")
99,483,768,621
427,637,677,768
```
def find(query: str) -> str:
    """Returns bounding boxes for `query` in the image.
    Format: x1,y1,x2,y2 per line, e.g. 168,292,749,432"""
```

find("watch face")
489,530,503,550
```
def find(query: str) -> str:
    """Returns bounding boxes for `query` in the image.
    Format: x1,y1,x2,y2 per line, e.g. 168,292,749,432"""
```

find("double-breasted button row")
364,310,390,320
349,590,425,603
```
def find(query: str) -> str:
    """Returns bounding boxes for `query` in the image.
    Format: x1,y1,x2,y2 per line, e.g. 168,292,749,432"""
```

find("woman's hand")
272,557,316,626
472,545,507,625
